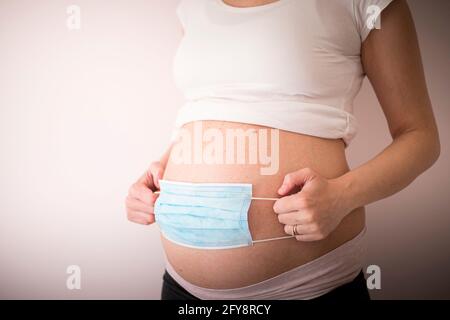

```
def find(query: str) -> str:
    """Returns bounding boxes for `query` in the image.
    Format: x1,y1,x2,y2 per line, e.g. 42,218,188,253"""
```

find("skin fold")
125,0,440,289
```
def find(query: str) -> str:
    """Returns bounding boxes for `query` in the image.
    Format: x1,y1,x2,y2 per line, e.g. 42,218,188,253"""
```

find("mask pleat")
161,224,252,248
157,193,245,212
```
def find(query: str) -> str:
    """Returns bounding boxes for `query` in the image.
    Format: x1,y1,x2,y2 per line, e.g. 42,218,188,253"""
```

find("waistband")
164,226,367,300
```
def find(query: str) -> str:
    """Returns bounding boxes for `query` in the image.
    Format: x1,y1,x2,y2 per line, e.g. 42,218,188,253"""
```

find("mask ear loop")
250,196,296,243
251,196,279,201
252,235,295,243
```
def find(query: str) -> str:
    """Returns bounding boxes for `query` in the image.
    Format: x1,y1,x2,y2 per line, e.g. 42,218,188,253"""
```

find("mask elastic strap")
252,235,295,244
251,196,279,201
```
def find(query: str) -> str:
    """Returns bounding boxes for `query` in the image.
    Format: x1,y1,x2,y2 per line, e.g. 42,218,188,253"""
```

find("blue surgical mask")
154,180,293,249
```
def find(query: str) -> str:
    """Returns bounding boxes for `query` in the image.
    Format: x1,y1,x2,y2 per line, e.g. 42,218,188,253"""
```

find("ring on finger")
292,224,299,236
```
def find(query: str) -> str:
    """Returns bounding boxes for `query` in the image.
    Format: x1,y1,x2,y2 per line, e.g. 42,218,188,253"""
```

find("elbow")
420,127,441,170
393,124,441,169
426,119,441,167
429,133,441,167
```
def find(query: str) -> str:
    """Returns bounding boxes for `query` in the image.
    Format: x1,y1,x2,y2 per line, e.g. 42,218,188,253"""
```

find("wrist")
331,172,360,216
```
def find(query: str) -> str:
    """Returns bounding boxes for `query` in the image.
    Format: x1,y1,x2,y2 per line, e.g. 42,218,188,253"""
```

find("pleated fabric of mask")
154,179,253,249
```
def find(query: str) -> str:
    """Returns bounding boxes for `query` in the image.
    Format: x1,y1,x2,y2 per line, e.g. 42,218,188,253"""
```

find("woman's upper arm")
361,0,438,139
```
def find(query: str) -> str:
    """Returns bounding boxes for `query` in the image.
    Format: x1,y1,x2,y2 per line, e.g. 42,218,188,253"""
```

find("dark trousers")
161,270,371,301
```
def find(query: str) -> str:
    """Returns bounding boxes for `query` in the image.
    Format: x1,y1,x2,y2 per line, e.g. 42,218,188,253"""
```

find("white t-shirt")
172,0,395,146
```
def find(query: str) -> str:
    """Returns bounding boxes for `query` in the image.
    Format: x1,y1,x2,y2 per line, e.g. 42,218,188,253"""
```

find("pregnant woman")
126,0,440,300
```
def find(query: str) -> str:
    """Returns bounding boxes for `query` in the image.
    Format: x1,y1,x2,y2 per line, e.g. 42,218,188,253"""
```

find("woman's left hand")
273,168,351,241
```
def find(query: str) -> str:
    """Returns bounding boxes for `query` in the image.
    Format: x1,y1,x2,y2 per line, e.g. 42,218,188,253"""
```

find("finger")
277,212,313,225
294,233,323,242
127,210,155,225
273,193,301,214
149,163,164,190
137,170,155,190
278,168,317,196
137,161,163,190
126,196,154,214
283,224,315,236
129,183,158,205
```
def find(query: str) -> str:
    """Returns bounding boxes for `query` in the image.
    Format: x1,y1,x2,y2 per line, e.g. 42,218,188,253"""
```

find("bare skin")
125,0,440,289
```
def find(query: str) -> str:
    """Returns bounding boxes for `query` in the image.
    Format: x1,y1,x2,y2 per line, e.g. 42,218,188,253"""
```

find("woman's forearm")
336,128,440,213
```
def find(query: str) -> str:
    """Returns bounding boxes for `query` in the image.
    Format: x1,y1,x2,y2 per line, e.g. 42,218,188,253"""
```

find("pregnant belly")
161,120,365,289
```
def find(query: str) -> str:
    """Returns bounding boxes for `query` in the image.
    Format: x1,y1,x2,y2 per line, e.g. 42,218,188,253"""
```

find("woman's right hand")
125,161,164,225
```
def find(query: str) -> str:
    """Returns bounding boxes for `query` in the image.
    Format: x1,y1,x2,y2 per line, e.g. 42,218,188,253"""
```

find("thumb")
154,167,164,189
278,168,317,195
149,162,164,190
